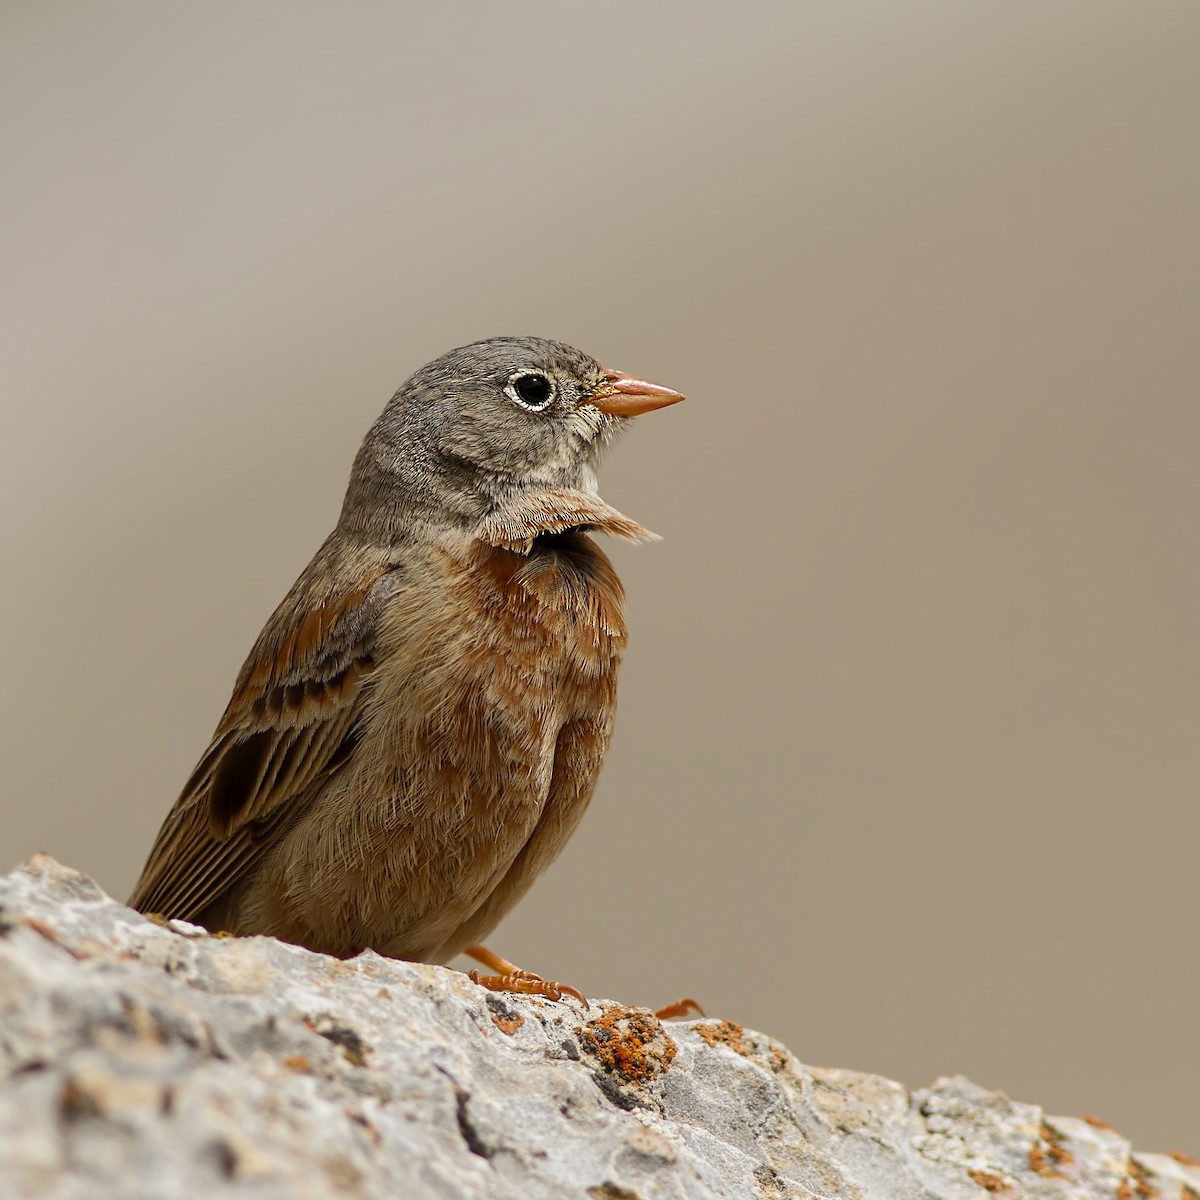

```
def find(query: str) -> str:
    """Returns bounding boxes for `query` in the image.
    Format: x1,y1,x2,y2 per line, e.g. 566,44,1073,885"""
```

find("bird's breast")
465,530,629,686
278,530,629,960
364,530,627,797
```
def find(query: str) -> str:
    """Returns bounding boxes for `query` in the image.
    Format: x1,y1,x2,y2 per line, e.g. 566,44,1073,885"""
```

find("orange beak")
590,368,686,417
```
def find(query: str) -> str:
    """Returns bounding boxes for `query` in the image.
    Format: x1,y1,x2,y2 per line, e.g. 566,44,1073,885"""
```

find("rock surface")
0,856,1194,1200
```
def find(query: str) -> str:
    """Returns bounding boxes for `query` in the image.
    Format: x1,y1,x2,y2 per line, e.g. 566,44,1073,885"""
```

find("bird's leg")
463,943,586,1004
653,997,706,1020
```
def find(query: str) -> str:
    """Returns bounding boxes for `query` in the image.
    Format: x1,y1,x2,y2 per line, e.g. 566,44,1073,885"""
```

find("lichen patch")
694,1020,752,1058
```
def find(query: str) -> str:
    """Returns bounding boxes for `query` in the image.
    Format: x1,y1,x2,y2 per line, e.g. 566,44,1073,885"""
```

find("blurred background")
3,1,1198,1150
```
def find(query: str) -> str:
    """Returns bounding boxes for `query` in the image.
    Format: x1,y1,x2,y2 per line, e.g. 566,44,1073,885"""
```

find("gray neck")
336,431,643,554
336,438,486,545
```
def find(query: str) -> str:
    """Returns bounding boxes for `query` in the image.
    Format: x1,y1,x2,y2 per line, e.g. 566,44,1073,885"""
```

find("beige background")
3,1,1198,1150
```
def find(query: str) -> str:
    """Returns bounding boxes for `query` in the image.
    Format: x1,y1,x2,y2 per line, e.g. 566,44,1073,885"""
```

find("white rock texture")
0,856,1195,1200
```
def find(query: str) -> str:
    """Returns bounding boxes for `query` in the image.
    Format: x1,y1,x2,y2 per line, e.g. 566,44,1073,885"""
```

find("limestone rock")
0,856,1194,1199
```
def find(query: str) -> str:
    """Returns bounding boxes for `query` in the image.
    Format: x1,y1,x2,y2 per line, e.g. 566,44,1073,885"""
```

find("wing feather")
129,537,398,921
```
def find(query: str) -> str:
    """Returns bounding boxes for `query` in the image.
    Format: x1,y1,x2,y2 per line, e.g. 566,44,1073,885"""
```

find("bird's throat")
476,487,657,556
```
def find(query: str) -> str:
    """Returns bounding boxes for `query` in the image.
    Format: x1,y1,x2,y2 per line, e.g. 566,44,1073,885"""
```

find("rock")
0,856,1194,1200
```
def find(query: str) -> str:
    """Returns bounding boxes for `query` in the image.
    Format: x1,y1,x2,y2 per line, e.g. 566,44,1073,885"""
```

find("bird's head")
343,336,684,548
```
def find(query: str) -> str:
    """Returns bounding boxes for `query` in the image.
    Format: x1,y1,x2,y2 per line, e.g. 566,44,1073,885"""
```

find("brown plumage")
129,336,683,997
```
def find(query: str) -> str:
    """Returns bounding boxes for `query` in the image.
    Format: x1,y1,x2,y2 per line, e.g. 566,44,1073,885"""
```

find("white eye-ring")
505,371,555,412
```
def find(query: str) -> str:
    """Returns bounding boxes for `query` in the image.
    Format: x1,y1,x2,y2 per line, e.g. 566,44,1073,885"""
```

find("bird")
129,335,685,1005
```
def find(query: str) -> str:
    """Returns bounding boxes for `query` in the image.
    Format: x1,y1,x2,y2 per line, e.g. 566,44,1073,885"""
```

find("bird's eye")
505,371,555,412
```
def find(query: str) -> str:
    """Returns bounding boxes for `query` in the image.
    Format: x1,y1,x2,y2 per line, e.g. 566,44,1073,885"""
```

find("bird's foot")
653,997,706,1020
464,943,586,1005
468,967,585,1004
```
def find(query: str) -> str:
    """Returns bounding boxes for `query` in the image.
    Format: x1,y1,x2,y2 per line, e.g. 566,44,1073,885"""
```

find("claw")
468,968,586,1005
654,997,706,1020
462,943,587,1004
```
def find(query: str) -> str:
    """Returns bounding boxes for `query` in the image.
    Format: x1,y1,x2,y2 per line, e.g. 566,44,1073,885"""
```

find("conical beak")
590,368,686,417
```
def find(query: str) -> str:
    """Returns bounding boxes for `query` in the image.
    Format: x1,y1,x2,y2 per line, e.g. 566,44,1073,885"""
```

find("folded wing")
128,538,399,922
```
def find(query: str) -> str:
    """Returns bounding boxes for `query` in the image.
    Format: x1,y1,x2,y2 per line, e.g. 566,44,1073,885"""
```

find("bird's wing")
128,538,399,921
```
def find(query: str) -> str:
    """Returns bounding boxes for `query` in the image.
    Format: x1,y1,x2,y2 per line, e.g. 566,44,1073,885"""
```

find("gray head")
340,336,683,539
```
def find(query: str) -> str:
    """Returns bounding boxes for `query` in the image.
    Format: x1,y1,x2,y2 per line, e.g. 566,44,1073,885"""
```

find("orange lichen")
968,1168,1011,1194
1171,1150,1200,1168
1084,1113,1118,1132
1117,1160,1161,1200
576,1006,676,1085
491,1012,524,1035
281,1054,314,1073
694,1020,752,1058
1030,1121,1074,1178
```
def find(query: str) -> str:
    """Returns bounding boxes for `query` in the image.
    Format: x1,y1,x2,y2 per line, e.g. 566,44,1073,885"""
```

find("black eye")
506,371,554,411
